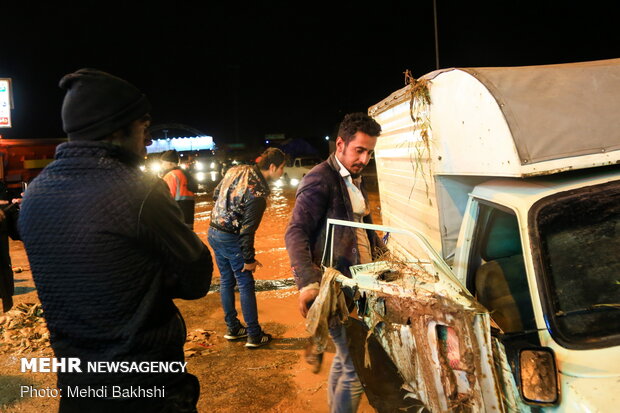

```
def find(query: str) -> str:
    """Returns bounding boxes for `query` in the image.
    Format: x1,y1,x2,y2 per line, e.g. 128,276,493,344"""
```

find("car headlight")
150,162,162,173
195,172,206,181
210,162,216,169
194,162,204,171
290,178,299,186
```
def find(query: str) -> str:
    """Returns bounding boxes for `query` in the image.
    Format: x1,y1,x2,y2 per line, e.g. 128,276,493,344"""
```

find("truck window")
300,158,319,167
469,204,536,333
533,181,620,346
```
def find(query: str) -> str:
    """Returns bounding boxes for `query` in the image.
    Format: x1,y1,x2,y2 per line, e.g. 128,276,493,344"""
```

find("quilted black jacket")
18,141,212,388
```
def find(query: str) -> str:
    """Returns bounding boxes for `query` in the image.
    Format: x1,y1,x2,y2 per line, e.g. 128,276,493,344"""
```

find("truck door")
466,203,537,334
460,199,559,411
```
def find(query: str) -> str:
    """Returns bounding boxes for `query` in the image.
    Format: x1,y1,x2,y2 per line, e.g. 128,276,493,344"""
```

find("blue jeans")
328,324,364,413
207,227,261,337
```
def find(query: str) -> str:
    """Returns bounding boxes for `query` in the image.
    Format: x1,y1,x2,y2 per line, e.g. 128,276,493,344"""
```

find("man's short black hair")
337,112,382,145
257,147,286,170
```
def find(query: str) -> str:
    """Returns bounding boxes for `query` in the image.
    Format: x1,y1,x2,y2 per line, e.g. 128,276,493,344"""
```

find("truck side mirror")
519,348,559,405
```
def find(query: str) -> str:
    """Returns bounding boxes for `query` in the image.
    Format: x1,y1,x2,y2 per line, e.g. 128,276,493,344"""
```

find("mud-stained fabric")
306,267,349,353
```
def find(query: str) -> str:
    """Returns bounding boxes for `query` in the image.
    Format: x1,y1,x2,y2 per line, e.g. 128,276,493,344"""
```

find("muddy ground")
0,183,382,413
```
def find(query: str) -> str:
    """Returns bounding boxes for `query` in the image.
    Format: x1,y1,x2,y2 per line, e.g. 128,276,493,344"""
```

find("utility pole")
433,0,440,70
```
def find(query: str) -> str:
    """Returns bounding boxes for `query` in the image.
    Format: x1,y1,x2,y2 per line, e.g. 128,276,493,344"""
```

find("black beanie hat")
59,68,151,141
161,150,180,163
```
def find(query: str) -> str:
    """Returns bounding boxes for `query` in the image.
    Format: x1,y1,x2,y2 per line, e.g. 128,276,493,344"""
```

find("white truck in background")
282,156,321,186
330,58,620,412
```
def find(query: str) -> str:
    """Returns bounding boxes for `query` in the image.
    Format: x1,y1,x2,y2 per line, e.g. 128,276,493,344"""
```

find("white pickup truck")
282,156,321,186
325,58,620,412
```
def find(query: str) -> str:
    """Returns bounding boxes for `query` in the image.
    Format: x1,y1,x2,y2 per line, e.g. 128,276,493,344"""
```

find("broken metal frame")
321,218,465,291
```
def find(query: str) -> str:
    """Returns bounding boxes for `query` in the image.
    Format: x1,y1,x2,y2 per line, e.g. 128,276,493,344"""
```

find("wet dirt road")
0,182,382,413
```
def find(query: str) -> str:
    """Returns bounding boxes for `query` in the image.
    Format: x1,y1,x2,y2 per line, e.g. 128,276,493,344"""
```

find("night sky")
1,1,618,148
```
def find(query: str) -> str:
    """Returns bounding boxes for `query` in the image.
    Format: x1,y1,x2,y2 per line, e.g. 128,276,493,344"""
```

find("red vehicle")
0,138,66,195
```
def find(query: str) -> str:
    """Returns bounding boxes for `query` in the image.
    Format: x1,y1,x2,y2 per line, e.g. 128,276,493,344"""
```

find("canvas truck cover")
369,58,620,177
368,58,620,261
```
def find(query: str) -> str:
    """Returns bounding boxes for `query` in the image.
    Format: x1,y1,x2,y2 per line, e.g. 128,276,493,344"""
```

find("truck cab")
455,172,620,411
323,59,620,412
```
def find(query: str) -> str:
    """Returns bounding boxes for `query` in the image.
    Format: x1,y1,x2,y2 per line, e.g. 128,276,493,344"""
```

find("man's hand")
243,260,262,273
298,288,319,318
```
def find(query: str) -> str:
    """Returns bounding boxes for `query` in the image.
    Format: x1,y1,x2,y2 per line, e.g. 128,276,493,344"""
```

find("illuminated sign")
0,78,12,128
146,136,215,154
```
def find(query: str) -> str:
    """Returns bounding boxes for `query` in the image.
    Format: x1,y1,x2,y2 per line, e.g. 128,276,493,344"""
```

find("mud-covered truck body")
325,59,620,412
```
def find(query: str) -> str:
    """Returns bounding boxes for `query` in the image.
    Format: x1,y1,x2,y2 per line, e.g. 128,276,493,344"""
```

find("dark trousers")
177,199,195,229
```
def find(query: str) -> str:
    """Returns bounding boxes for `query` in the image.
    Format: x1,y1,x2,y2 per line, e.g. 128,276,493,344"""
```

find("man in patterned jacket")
208,147,285,348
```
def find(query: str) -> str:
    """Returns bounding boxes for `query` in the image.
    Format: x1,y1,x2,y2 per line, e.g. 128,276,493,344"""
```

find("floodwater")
0,176,383,413
193,181,382,284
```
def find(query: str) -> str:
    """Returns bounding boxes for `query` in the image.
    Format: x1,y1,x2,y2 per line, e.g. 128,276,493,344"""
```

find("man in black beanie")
18,68,213,413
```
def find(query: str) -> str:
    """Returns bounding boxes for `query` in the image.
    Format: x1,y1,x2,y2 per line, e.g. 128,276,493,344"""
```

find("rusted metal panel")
337,271,504,411
350,273,503,412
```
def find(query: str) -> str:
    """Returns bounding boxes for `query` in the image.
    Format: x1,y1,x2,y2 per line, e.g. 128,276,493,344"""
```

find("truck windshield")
300,158,320,167
534,181,620,346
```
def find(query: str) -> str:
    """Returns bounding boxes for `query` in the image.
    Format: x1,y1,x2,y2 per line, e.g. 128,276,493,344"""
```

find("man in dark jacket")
208,147,285,348
18,69,213,413
285,113,383,413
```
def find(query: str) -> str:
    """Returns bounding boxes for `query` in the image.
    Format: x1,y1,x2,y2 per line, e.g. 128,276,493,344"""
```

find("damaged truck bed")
312,220,506,412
